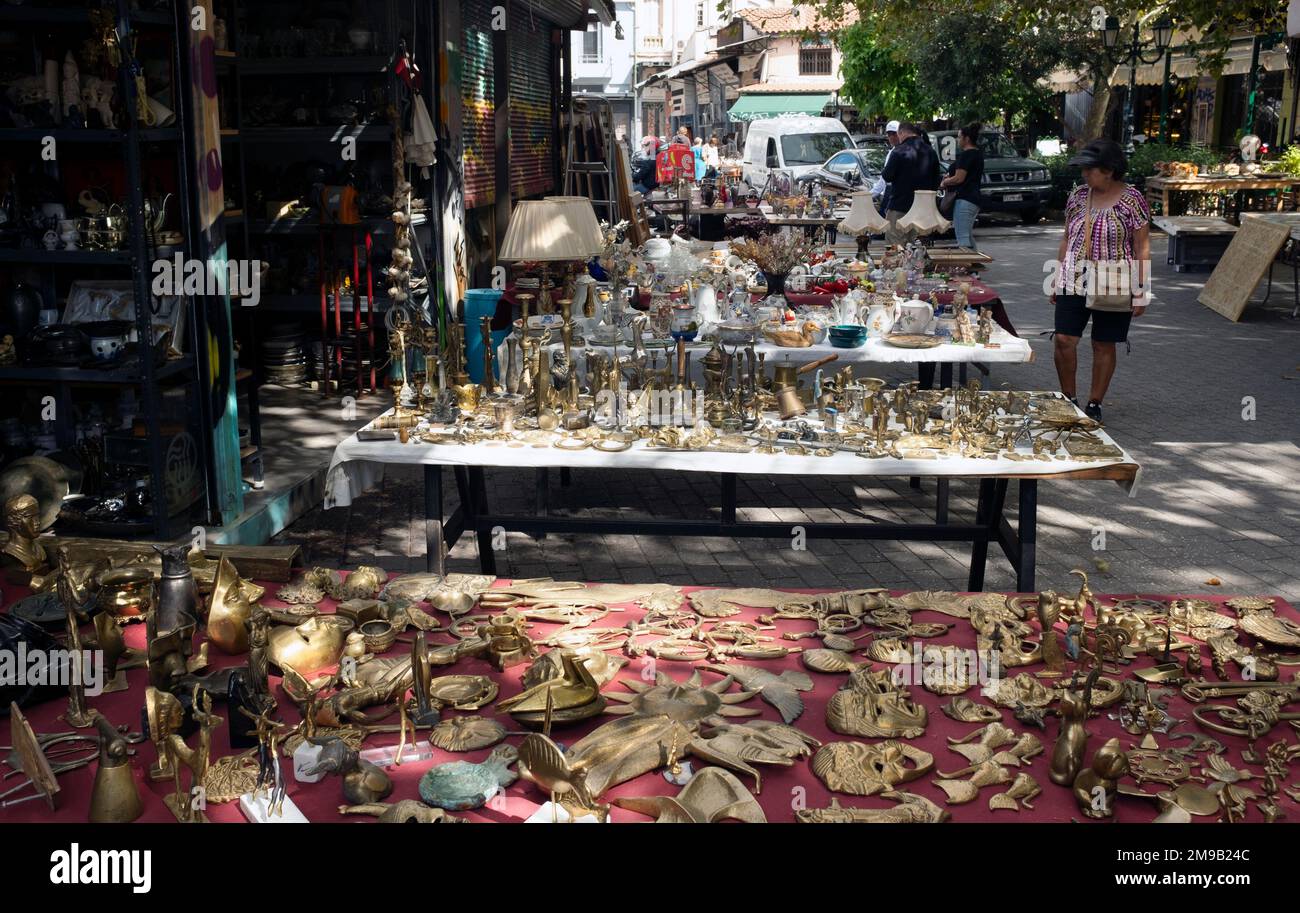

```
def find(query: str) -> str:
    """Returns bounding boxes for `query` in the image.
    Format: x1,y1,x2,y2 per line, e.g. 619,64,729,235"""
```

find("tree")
910,10,1067,126
818,0,1290,142
836,19,928,120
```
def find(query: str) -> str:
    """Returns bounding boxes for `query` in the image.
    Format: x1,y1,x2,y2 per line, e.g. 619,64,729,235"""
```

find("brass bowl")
359,619,397,653
430,591,475,616
96,566,155,619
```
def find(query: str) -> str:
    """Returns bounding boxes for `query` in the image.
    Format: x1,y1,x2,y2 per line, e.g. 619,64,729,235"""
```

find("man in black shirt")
881,122,940,244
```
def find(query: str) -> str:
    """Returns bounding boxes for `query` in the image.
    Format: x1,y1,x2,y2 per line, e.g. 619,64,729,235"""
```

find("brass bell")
88,713,143,823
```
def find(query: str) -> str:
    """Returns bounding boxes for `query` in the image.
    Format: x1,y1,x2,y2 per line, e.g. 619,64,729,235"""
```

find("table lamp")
897,190,951,239
498,197,603,316
838,191,889,257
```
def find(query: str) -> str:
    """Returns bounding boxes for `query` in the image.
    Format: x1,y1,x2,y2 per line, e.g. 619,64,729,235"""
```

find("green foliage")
1039,151,1078,210
910,10,1063,124
1126,142,1223,182
1263,146,1300,176
821,0,1290,140
837,19,928,120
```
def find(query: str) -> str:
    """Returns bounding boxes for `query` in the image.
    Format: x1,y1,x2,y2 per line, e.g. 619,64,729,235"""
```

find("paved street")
275,221,1300,599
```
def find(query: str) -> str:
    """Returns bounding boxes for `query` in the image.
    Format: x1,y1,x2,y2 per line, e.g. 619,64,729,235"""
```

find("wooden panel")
1197,218,1292,321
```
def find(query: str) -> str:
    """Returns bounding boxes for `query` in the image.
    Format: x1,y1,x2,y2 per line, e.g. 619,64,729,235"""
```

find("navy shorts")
1053,294,1132,344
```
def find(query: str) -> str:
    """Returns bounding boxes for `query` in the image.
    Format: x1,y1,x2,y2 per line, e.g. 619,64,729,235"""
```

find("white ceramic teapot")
895,298,935,335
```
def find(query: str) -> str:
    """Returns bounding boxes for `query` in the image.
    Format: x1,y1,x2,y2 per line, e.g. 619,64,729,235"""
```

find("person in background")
676,125,692,144
723,133,740,158
632,135,660,195
939,122,985,249
880,121,940,244
702,135,721,178
692,137,706,182
1050,138,1151,423
872,119,901,213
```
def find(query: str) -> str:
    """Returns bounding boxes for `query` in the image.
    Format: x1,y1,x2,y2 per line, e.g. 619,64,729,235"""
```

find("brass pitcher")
776,385,805,420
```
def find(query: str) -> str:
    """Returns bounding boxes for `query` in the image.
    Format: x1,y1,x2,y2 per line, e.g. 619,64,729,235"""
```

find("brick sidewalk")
275,224,1300,599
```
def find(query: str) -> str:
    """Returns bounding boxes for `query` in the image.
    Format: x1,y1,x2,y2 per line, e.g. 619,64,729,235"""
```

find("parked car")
794,147,886,202
742,116,855,191
851,133,889,149
931,129,1052,223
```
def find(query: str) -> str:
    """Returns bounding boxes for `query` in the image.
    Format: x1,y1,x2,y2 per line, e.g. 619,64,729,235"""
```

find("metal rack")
0,0,210,539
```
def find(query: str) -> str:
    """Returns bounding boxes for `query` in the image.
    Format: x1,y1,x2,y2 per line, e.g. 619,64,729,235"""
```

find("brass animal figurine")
146,685,222,822
306,736,393,805
1073,737,1129,818
1049,668,1099,786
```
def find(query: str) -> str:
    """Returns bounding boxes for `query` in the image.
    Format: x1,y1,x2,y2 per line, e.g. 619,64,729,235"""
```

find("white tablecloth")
325,407,1139,509
541,328,1031,386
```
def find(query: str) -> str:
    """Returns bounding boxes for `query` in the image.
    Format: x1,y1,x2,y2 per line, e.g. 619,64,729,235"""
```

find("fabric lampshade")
897,190,951,236
498,197,603,263
838,191,889,237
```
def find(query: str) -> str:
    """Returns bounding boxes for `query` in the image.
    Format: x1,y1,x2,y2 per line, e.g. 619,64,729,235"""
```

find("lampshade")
838,190,889,236
896,190,951,236
497,197,604,263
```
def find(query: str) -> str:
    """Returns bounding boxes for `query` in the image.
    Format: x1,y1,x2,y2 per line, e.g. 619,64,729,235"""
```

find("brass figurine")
1049,668,1099,786
207,557,254,654
305,736,393,805
146,685,221,822
796,792,949,824
1,494,49,577
1072,737,1129,818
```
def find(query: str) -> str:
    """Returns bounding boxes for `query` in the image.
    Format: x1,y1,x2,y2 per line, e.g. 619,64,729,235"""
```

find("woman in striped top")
1050,139,1151,423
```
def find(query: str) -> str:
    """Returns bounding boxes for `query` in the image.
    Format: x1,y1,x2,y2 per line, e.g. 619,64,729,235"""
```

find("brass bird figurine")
701,663,814,723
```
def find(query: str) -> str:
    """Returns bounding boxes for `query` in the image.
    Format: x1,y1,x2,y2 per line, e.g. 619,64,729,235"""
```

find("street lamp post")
1103,16,1174,153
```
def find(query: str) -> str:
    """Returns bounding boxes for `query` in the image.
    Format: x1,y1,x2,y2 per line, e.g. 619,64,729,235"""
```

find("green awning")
728,93,833,122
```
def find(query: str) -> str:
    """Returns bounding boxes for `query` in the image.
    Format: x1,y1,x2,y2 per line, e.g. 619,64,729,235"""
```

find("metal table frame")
423,463,1117,593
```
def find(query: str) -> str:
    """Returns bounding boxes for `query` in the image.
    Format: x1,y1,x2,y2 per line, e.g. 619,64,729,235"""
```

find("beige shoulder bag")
1079,190,1134,312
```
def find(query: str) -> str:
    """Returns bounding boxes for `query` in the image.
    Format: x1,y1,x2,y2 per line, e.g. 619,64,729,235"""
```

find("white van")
741,116,854,190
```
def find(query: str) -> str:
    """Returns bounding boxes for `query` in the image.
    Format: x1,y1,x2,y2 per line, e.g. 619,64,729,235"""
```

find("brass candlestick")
480,316,495,395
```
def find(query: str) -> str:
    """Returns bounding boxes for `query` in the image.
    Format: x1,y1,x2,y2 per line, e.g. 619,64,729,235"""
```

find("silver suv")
932,130,1051,224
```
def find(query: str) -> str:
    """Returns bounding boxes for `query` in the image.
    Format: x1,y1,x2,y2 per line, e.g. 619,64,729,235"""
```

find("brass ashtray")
96,566,155,620
359,619,397,653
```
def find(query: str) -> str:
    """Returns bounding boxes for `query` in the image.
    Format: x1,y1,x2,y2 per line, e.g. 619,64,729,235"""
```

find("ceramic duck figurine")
418,744,519,810
762,320,820,348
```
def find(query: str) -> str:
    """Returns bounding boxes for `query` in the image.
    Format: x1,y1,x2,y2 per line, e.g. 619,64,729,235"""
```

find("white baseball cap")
885,120,900,133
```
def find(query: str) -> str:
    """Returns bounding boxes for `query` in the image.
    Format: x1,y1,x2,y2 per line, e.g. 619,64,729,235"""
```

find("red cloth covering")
656,146,695,185
2,574,1294,824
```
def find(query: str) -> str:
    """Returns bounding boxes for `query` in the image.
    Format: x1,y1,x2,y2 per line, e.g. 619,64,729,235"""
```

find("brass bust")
2,494,49,575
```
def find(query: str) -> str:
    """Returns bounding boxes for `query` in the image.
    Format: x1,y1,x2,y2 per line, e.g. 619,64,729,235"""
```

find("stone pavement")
275,221,1300,600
